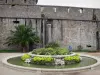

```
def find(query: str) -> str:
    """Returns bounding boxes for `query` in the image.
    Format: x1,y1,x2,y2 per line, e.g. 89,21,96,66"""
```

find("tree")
6,25,40,52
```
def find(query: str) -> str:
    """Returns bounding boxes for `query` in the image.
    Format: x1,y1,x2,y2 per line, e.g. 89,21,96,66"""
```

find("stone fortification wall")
0,4,100,50
0,4,100,20
0,0,38,5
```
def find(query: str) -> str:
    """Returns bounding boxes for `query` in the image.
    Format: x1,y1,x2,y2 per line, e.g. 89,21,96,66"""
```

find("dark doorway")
41,18,53,47
96,31,100,50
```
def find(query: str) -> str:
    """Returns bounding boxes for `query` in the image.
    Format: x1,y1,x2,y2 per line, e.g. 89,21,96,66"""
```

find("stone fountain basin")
28,53,81,65
2,54,100,74
28,52,77,58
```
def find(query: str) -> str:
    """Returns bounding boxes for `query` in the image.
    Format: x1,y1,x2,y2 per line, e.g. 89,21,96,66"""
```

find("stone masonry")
0,0,100,50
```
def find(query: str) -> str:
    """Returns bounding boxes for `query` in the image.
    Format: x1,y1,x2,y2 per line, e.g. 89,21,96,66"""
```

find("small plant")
32,56,54,65
64,54,81,64
32,48,46,55
45,48,56,55
32,48,55,55
32,47,69,55
45,42,60,48
56,48,69,55
21,54,31,61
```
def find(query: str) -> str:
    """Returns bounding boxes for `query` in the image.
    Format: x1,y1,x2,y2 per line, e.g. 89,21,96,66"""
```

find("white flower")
25,59,31,64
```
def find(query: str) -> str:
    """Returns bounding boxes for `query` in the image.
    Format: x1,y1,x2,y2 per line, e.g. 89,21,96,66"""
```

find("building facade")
0,0,100,50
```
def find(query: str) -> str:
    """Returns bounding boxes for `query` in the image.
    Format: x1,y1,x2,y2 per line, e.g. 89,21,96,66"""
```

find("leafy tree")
6,25,40,52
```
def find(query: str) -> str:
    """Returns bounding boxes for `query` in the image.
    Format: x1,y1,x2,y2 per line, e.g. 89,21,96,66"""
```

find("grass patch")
0,49,98,53
0,50,20,53
73,49,98,52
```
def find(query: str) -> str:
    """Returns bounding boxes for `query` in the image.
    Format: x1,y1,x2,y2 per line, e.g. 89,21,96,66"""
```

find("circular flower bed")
31,47,69,55
21,47,81,65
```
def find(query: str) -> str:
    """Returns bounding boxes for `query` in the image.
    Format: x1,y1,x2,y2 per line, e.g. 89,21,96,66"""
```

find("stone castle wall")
0,4,100,50
0,0,38,5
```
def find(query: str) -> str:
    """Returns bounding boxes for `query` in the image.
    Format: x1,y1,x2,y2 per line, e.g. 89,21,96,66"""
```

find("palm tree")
6,25,40,52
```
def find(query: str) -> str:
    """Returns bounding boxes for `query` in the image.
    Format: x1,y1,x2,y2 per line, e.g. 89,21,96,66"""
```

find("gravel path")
0,53,100,75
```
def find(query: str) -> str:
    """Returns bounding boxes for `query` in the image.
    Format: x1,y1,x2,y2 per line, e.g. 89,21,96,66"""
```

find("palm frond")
6,24,41,47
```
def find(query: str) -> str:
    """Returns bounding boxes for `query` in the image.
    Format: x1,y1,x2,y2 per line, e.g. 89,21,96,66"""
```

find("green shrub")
45,48,56,55
45,42,60,48
32,47,69,55
73,49,97,52
64,54,81,64
32,56,54,65
21,54,31,61
32,48,46,55
32,48,55,55
0,50,19,53
56,48,69,55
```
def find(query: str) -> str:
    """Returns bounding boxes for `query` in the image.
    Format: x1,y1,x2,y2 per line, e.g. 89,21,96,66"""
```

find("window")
12,0,14,2
41,7,44,12
24,0,27,3
47,19,53,24
0,18,3,22
13,19,20,24
11,4,15,7
79,8,83,13
67,8,70,13
6,0,7,3
53,7,57,12
11,0,15,7
36,0,38,3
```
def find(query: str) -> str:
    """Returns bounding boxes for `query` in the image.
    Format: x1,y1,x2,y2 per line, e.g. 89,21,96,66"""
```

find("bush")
0,50,19,53
45,48,56,55
32,48,55,55
32,56,54,65
64,54,81,64
6,25,41,52
21,54,31,61
56,48,69,55
32,48,46,55
45,42,60,48
73,49,97,52
32,47,69,55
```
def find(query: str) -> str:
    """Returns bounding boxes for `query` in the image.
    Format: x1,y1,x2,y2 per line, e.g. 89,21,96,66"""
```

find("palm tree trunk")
22,47,26,53
22,45,29,53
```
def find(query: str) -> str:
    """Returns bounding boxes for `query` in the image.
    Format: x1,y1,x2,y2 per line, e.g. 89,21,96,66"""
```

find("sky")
38,0,100,9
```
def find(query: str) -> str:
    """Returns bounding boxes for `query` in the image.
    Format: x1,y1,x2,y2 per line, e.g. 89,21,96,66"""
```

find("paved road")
0,53,100,75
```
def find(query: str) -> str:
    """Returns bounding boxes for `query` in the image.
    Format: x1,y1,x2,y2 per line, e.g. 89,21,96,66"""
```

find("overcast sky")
38,0,100,8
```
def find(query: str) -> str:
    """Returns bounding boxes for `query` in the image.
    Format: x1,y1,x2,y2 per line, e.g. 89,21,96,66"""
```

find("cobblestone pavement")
0,53,100,75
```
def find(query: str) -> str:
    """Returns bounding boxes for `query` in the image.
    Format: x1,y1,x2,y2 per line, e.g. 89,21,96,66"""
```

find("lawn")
0,50,20,53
